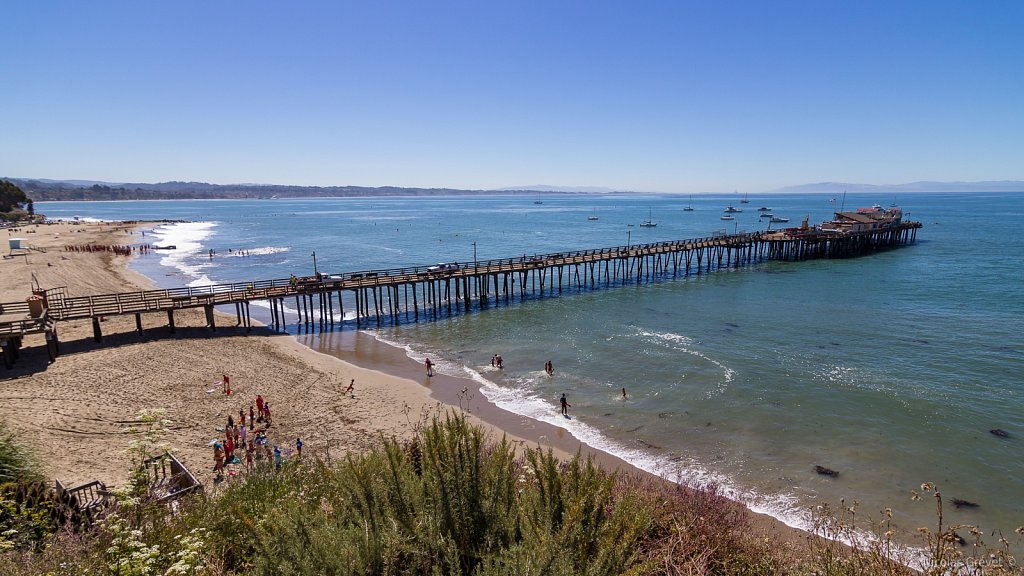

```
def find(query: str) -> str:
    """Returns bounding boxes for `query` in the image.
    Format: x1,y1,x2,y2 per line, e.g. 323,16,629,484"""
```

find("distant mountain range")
770,180,1024,193
4,178,561,202
3,177,1021,202
496,185,621,193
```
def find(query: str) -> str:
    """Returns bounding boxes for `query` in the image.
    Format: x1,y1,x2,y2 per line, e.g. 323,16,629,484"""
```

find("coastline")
1,219,816,552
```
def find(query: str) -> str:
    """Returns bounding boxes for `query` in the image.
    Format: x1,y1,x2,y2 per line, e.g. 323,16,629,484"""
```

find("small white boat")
757,206,771,212
759,212,773,218
587,208,599,221
639,208,657,227
683,195,695,211
720,215,735,221
724,205,742,213
770,216,790,223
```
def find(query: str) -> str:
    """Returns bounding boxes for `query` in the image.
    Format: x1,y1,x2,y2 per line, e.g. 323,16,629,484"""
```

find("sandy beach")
1,221,480,488
1,219,810,549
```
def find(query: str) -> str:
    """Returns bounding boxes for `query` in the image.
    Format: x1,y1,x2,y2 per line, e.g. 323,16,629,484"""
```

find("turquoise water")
40,193,1024,550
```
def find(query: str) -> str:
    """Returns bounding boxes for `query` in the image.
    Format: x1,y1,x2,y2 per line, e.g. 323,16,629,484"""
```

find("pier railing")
30,232,758,320
2,223,921,366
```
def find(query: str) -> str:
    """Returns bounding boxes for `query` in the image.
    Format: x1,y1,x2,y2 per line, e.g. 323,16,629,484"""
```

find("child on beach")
296,437,303,457
345,379,355,396
425,358,434,376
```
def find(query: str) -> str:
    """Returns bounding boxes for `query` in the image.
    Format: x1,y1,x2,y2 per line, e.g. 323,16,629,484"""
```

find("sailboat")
587,208,599,221
683,196,695,211
740,191,750,204
639,208,657,227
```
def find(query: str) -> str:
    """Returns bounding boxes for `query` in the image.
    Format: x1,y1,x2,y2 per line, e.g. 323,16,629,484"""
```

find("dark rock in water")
725,322,740,328
990,428,1010,438
815,465,839,477
952,498,979,509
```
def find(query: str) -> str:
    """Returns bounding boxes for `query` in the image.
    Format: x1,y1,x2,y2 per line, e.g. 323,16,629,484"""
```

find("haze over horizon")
3,1,1021,193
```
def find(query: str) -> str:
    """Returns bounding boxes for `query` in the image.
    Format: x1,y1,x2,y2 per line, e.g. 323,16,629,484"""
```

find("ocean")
39,192,1024,552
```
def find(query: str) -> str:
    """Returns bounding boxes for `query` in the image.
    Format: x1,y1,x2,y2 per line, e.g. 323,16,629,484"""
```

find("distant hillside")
4,178,579,202
496,184,621,193
772,180,1024,194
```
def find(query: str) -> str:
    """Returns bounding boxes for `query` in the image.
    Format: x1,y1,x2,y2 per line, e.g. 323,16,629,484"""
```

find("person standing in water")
425,358,434,377
560,393,570,416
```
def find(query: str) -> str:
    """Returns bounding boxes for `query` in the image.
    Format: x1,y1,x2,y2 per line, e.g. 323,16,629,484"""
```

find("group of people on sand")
63,243,145,256
212,386,300,483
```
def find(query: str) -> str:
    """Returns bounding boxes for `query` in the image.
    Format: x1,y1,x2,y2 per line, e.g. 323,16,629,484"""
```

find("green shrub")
0,419,40,485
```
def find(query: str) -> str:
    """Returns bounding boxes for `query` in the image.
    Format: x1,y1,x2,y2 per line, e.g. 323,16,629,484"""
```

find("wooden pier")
1,222,921,368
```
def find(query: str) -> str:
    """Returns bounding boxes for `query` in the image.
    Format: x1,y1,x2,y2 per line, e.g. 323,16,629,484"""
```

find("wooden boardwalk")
2,223,921,368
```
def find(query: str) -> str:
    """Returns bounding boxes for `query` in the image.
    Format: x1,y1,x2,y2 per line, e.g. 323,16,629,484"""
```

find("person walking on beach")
213,442,225,481
491,354,497,367
425,358,434,377
256,395,265,422
560,393,571,416
296,437,303,457
249,405,255,428
345,379,355,396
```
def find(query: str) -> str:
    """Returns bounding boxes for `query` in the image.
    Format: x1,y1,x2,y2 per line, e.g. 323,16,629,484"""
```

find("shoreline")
1,219,817,553
299,329,818,550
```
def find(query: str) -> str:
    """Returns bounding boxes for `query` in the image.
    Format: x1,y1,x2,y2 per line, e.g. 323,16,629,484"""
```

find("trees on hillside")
0,179,32,213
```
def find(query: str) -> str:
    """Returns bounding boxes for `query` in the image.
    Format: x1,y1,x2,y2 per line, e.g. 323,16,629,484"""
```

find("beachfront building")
820,205,904,234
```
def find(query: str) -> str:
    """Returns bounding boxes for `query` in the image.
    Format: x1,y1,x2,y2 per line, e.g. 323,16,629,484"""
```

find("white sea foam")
49,216,111,223
225,246,290,257
635,328,736,395
148,221,218,287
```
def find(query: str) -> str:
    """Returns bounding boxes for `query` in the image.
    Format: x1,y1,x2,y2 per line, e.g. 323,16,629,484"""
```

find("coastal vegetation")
0,180,34,221
0,412,1020,575
7,179,562,202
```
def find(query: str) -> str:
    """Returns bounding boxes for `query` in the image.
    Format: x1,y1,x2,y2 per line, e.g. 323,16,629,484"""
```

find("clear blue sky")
3,1,1022,192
